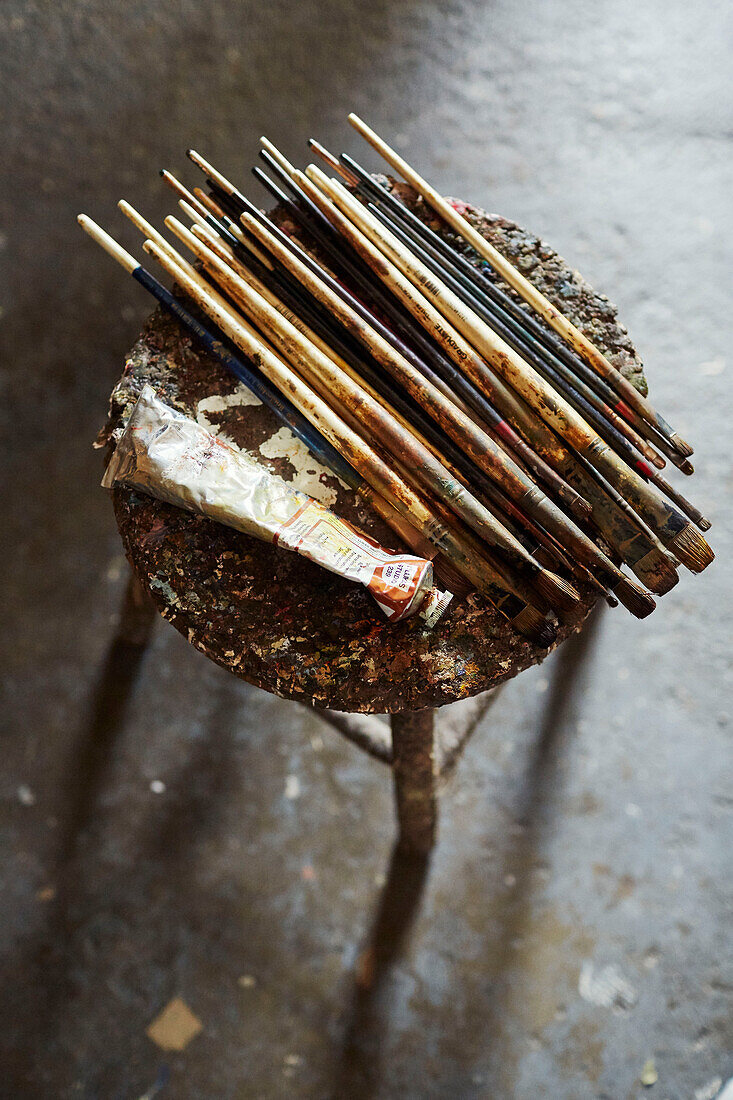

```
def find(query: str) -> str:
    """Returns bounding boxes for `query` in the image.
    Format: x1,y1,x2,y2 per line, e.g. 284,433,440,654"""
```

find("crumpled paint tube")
103,386,452,625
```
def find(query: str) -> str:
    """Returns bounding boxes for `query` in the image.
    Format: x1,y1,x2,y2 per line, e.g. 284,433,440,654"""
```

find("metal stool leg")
390,708,437,855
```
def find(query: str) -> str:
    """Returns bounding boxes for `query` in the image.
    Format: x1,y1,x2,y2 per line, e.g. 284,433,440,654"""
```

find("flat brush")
347,113,694,460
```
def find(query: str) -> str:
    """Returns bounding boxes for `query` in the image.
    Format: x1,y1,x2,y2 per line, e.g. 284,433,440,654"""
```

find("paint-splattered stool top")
101,183,646,713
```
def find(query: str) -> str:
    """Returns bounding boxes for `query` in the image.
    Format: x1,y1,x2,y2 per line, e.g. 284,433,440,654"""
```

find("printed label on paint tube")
274,501,444,620
103,386,451,625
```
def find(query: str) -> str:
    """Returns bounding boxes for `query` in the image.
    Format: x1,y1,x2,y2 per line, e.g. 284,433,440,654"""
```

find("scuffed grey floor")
1,1,731,1096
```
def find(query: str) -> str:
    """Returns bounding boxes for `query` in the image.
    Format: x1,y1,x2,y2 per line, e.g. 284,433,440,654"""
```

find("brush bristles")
613,576,656,619
512,605,556,647
679,460,695,476
433,555,474,598
535,570,581,615
698,516,712,532
646,450,666,470
670,433,694,458
670,525,715,573
633,549,679,595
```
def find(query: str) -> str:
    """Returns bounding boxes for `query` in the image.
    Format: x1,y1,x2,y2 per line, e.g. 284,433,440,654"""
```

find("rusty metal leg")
117,569,156,646
390,708,437,855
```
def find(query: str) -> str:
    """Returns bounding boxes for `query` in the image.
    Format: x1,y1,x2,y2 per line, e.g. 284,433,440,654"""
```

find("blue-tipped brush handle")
131,263,362,491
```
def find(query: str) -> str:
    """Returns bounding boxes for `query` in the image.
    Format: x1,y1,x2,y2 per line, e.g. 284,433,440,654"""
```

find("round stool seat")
104,182,645,712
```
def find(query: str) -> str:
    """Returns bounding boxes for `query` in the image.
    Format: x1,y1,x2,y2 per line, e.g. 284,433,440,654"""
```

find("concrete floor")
1,0,732,1096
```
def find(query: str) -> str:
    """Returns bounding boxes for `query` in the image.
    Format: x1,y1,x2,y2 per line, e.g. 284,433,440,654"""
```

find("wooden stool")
103,185,645,855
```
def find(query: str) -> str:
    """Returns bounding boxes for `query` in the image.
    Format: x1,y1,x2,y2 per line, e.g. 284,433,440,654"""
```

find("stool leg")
390,709,437,855
117,569,156,647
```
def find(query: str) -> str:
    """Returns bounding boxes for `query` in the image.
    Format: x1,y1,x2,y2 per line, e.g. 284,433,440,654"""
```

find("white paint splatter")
17,785,36,806
196,385,262,437
196,389,349,507
284,775,301,800
259,426,347,506
578,962,637,1009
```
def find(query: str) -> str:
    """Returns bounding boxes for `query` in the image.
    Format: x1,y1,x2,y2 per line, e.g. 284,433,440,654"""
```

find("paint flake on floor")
641,1058,658,1086
284,774,301,800
578,962,638,1009
146,998,202,1052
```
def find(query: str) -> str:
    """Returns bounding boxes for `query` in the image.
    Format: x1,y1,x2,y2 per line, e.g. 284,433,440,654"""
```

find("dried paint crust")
103,183,646,713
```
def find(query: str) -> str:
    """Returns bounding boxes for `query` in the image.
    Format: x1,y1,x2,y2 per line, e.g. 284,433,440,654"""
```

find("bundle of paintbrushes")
79,113,714,645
